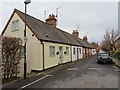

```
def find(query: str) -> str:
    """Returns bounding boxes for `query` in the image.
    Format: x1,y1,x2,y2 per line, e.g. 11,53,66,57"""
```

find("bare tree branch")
101,28,119,51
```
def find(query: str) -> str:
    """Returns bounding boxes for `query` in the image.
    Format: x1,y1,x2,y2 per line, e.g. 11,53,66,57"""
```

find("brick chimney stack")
83,36,88,42
45,14,57,30
72,30,79,37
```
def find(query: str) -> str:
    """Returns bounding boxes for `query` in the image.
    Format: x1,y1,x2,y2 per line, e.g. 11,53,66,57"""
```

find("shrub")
1,37,22,79
109,50,115,56
113,49,120,60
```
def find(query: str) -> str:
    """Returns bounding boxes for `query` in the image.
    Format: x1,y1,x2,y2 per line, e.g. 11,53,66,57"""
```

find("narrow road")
2,55,119,89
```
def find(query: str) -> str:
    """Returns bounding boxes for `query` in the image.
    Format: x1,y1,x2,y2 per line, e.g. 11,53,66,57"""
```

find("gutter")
41,41,45,71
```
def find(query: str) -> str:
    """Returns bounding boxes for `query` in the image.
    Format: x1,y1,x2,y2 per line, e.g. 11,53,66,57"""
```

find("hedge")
113,49,120,60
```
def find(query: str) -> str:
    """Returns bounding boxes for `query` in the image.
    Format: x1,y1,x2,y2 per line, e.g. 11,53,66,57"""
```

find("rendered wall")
3,13,43,76
72,46,82,61
43,42,71,69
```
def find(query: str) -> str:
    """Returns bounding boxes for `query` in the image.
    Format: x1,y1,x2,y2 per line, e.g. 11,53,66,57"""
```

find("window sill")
49,55,55,57
11,29,19,32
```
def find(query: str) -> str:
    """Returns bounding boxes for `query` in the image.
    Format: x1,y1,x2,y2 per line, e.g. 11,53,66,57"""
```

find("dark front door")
59,47,63,64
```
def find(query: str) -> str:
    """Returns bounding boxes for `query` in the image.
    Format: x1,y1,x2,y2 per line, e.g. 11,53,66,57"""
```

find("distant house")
71,31,96,58
82,36,94,57
1,9,95,76
91,42,100,53
114,37,120,50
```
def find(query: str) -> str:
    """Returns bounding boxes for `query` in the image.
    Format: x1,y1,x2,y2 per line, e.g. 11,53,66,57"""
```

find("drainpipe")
70,45,72,62
41,41,45,71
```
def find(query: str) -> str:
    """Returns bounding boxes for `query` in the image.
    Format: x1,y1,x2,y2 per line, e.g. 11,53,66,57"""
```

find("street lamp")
24,0,31,79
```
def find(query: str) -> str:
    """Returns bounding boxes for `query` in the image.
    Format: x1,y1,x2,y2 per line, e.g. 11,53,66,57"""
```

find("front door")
59,47,63,64
77,48,79,60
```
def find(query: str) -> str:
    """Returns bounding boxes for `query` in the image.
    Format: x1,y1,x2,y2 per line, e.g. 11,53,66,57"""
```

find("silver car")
97,52,112,64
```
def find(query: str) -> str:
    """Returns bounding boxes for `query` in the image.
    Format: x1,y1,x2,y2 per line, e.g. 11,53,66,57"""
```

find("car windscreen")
100,53,109,57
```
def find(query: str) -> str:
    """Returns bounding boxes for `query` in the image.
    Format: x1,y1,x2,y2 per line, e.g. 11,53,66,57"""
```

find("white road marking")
46,74,53,77
67,68,78,71
17,74,53,90
89,68,101,70
115,70,120,72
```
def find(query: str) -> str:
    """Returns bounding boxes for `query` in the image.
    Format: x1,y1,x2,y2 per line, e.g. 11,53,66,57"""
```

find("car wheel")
98,61,100,64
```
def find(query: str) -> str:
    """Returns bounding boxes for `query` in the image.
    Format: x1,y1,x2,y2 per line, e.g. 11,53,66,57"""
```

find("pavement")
113,58,120,67
2,55,120,89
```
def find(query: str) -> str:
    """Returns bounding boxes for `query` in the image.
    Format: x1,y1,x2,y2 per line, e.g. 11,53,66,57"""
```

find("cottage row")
1,9,96,76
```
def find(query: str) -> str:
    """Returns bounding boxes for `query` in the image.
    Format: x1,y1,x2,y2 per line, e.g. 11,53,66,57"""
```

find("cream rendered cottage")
2,9,87,76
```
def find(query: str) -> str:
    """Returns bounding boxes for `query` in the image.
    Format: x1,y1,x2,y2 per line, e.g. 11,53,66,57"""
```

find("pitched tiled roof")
4,9,93,48
74,37,93,48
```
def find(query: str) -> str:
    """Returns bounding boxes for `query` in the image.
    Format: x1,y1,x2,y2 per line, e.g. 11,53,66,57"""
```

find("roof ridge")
57,28,84,41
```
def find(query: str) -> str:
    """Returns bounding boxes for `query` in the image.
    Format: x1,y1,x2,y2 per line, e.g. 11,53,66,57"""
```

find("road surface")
2,55,119,89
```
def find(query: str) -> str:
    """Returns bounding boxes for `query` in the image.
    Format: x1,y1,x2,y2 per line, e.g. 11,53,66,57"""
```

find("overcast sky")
0,0,118,44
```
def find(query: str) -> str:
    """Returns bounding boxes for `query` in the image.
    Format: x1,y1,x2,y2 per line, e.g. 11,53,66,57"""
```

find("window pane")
15,20,19,30
49,46,55,56
12,19,19,31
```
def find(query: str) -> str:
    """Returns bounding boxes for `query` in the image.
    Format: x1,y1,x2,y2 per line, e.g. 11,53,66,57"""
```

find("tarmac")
1,59,80,88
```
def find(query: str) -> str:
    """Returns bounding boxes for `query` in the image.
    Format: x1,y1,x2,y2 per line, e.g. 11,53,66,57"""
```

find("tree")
101,28,119,52
101,40,112,52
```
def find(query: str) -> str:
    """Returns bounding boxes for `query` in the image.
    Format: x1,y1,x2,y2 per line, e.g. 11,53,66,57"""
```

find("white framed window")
66,47,69,55
73,48,76,55
12,19,19,31
49,46,55,56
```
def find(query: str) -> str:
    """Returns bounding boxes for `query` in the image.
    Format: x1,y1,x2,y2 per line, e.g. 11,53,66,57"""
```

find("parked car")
97,51,112,64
